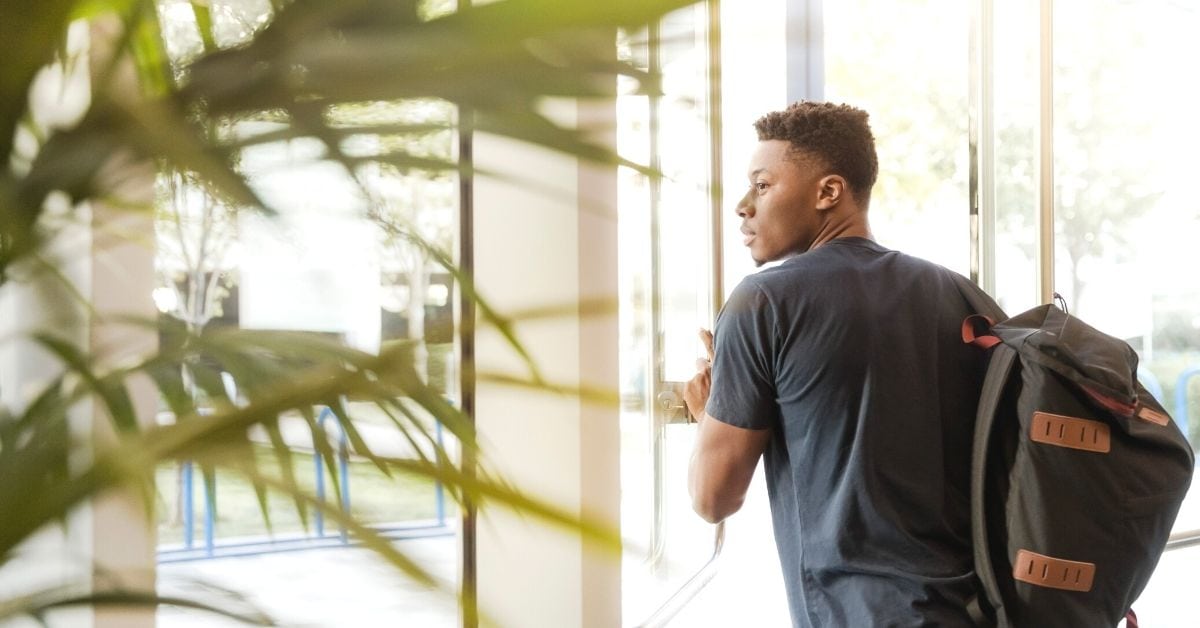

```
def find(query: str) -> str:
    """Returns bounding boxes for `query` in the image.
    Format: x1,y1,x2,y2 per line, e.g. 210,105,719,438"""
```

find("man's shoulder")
751,238,921,282
734,239,971,303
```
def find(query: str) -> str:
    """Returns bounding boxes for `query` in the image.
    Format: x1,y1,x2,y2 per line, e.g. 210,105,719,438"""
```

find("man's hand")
682,328,715,422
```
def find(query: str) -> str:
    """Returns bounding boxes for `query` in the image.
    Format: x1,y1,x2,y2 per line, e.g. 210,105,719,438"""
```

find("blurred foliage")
0,0,694,623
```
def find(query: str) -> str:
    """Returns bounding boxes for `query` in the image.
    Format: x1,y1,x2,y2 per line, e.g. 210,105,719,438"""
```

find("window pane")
825,0,970,274
992,0,1040,314
657,8,717,383
153,3,462,626
617,6,720,623
619,5,793,625
1053,1,1200,622
1052,0,1200,445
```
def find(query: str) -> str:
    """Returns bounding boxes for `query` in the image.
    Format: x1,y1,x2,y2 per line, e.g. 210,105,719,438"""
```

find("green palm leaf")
1,0,698,622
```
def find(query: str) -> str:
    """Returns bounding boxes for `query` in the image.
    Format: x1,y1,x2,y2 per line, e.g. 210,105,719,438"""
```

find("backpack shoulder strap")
971,343,1018,627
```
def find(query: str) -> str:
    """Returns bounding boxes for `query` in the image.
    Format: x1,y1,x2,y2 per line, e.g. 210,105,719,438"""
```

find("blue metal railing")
313,406,352,542
161,403,452,563
1138,366,1165,401
1138,365,1197,436
182,461,194,550
204,467,216,555
1176,366,1200,442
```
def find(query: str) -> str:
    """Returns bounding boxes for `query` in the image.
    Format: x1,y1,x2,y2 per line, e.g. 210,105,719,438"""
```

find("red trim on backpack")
1080,384,1137,418
962,314,1000,349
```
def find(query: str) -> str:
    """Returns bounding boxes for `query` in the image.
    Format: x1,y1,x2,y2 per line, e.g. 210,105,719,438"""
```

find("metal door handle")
656,389,691,424
1166,528,1200,551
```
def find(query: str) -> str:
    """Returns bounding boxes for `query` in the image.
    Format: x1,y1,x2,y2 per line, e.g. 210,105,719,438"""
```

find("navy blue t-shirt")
706,237,982,627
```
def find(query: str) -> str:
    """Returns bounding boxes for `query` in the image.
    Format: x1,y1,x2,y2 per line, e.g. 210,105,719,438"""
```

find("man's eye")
754,182,768,192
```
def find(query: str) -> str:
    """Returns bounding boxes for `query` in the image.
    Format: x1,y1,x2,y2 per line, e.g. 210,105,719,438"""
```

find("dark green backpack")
956,280,1194,627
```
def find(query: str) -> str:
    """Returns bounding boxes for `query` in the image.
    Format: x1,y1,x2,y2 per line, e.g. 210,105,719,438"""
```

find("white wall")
472,97,621,627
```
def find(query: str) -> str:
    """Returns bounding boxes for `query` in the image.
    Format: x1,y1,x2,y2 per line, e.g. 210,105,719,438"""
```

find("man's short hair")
754,101,879,203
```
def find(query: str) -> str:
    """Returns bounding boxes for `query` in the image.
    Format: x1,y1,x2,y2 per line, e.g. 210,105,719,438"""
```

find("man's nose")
735,189,754,218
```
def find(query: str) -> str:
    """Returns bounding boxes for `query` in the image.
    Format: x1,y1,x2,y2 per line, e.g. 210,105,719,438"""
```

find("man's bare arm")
688,414,770,524
682,328,770,524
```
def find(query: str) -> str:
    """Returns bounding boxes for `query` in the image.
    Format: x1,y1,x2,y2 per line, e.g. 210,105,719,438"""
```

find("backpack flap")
993,304,1138,411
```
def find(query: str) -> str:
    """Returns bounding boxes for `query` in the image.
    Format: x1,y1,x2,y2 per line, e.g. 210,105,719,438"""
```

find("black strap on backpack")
968,343,1017,627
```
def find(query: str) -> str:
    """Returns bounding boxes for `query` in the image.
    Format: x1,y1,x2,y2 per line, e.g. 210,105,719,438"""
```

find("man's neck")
810,211,873,250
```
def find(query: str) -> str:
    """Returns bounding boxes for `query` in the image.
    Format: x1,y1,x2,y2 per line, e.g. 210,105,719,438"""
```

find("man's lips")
741,228,755,246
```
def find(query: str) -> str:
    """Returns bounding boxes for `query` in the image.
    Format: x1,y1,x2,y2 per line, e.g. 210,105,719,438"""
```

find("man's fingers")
685,329,714,423
683,371,710,423
700,328,714,362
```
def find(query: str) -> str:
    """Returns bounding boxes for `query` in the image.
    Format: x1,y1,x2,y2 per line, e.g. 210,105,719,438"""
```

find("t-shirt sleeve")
705,279,779,430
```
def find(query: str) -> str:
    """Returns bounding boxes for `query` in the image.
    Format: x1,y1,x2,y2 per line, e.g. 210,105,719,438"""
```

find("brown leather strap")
1012,549,1095,592
1137,405,1170,426
1030,411,1111,453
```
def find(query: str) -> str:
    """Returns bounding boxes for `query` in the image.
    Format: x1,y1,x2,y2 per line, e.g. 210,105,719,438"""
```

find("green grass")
426,342,455,397
156,446,453,546
1143,351,1200,446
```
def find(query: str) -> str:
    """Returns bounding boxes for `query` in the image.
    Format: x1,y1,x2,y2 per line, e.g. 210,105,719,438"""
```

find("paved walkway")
155,475,1200,627
155,526,1196,628
158,536,458,628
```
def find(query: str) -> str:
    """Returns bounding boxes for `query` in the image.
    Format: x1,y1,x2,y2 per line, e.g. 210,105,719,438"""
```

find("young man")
683,101,982,626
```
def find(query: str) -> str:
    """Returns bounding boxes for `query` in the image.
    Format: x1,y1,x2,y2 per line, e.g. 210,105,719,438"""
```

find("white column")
87,182,159,628
472,97,621,627
0,162,157,628
0,17,157,628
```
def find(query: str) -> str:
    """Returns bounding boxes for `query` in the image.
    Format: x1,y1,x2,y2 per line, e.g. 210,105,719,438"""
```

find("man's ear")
815,175,845,210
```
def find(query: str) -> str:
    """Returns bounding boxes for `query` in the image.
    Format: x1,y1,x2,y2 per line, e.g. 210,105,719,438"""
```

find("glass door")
618,3,792,626
617,3,722,625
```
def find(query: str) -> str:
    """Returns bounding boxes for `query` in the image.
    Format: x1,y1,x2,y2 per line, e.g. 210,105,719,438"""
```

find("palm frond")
1,0,698,620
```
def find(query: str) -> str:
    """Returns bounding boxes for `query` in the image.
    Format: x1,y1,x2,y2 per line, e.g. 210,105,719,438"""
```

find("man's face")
738,140,826,266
